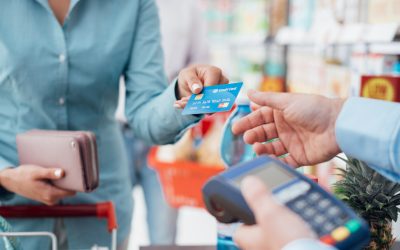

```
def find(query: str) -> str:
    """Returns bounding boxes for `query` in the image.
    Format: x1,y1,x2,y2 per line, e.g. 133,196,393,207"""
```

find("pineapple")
334,156,400,250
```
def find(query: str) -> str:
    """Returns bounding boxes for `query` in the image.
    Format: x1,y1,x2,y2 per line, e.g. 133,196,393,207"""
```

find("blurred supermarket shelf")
267,41,400,56
275,23,400,48
140,247,214,250
200,0,400,190
363,43,400,55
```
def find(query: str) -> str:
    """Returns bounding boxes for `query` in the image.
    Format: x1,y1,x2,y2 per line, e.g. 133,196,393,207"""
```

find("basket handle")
0,202,118,232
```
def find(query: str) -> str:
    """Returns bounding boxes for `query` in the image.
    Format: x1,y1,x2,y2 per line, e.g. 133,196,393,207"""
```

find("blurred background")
129,0,400,249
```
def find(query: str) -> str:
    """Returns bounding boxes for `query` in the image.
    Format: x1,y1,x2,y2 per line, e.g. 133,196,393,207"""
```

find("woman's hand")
0,165,76,206
174,64,229,108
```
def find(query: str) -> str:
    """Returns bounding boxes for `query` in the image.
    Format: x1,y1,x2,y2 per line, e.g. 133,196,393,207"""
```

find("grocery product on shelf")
286,47,326,94
269,0,288,37
260,76,285,92
232,0,268,39
361,75,400,102
394,61,400,75
202,0,268,41
202,0,269,90
325,62,352,98
262,44,286,92
367,0,400,24
288,0,315,30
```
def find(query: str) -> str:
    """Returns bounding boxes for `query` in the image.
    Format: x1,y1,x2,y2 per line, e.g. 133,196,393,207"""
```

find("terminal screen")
233,163,295,190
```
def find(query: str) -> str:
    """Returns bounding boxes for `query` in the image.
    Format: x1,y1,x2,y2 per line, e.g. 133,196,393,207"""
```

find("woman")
0,0,227,249
116,0,211,245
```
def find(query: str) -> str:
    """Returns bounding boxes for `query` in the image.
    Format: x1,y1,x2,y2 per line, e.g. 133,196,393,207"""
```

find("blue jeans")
122,125,178,245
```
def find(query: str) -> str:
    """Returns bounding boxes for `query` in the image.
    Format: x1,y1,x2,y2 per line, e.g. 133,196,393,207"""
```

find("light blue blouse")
0,0,199,249
336,97,400,182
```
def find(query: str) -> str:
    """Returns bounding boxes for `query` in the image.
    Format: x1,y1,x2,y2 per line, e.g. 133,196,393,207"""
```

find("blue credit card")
182,82,243,115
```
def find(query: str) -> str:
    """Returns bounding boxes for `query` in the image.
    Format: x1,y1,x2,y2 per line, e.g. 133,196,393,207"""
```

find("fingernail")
191,84,202,92
54,169,63,178
173,103,181,108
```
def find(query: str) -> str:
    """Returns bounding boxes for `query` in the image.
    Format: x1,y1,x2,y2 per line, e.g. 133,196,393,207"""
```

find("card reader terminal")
202,156,370,250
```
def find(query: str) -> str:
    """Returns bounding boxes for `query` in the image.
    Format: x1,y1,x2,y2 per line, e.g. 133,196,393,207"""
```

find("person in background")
115,0,210,245
0,1,227,249
231,90,400,250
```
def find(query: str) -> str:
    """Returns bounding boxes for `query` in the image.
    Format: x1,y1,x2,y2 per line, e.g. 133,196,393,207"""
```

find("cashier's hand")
0,165,76,206
234,176,315,250
174,64,229,108
232,90,345,167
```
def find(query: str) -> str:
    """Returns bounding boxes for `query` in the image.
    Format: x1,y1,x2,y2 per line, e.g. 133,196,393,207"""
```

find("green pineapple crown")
334,156,400,223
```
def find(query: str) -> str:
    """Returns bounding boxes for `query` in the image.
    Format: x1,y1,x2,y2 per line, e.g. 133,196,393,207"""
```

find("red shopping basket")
0,202,118,250
148,147,224,208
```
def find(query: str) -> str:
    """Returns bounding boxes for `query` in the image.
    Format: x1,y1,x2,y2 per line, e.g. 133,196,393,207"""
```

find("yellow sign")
362,78,395,101
261,77,284,92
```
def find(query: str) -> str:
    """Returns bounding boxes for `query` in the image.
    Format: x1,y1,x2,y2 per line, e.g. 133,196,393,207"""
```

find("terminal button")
303,207,317,219
318,199,331,209
320,235,335,245
293,200,307,210
322,222,336,234
327,206,340,216
314,214,325,224
332,227,350,241
309,192,322,202
345,220,361,233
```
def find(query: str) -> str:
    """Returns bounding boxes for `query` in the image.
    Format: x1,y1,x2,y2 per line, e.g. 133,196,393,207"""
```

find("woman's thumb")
36,168,65,180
